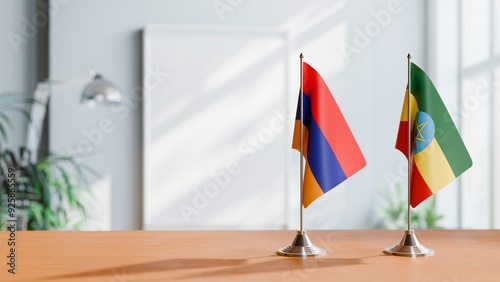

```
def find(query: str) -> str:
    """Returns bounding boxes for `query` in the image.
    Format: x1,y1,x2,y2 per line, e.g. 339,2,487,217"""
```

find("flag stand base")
277,230,326,257
383,230,434,257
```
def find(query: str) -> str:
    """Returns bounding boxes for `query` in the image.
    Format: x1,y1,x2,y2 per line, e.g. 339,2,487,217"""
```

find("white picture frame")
142,24,292,230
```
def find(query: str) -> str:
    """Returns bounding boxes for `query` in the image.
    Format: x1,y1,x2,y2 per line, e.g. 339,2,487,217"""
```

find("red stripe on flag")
395,121,408,157
410,162,434,208
302,62,365,177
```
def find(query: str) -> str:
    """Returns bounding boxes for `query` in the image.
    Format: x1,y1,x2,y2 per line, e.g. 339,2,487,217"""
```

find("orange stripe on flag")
292,120,309,157
303,162,324,208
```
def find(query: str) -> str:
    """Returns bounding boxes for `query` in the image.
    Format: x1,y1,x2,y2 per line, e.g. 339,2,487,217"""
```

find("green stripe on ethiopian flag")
395,62,472,208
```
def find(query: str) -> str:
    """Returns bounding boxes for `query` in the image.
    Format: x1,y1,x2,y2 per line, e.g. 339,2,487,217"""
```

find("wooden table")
0,230,499,281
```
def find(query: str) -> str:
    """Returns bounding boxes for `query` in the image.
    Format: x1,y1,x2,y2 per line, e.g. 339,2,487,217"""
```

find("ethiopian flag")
293,62,366,208
395,63,472,208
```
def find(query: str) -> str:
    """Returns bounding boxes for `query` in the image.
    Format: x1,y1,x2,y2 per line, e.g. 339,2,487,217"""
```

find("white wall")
0,0,38,149
49,0,426,230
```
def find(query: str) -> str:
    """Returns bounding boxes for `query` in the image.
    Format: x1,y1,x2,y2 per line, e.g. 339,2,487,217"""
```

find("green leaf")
372,182,444,229
0,142,94,230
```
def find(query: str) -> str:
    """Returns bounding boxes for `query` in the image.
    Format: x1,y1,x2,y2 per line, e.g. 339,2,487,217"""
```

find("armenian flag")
395,63,472,208
293,62,366,208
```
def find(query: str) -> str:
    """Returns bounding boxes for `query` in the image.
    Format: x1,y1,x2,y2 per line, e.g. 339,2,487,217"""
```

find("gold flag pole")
383,54,434,257
277,53,325,257
407,53,412,233
300,52,304,233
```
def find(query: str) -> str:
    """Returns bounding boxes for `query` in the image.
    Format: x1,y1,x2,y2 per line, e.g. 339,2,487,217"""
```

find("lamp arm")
25,82,51,162
25,68,120,161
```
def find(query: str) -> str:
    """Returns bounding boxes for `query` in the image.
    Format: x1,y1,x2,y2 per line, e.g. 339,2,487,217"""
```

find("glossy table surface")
0,229,499,281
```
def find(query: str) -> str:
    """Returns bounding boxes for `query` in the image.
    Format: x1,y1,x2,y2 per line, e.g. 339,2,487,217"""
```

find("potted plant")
372,181,444,229
0,92,94,230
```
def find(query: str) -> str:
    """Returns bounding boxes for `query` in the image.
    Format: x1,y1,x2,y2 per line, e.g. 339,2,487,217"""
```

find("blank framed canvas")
142,25,291,229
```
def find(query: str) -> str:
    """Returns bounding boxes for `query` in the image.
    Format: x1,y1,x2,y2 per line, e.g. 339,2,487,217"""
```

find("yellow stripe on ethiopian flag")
413,138,456,193
399,89,419,122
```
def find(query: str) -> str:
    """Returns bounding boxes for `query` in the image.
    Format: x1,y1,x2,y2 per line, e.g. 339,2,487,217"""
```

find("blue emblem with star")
413,111,435,154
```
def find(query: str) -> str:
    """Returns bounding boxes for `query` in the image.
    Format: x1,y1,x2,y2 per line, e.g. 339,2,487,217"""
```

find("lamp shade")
81,74,122,105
